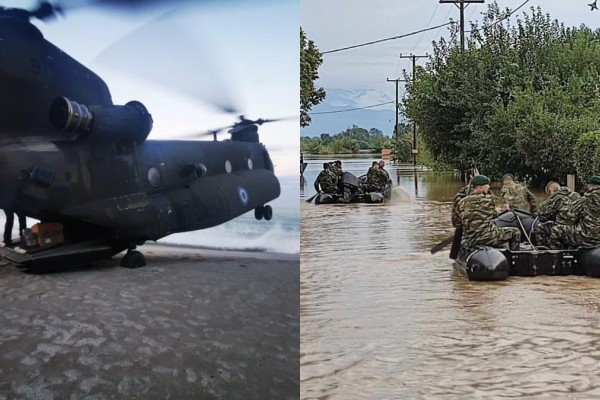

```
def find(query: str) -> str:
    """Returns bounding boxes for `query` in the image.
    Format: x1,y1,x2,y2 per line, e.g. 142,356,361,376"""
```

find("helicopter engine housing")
49,97,153,144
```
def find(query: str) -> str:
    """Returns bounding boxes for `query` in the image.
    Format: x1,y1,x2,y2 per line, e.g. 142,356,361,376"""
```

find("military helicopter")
0,1,291,270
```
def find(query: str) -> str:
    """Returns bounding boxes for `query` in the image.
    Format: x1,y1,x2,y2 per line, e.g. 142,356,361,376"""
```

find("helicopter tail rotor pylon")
182,115,297,143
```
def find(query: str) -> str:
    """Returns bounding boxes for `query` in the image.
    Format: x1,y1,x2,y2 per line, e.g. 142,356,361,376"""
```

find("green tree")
574,130,600,185
404,2,600,182
300,27,326,128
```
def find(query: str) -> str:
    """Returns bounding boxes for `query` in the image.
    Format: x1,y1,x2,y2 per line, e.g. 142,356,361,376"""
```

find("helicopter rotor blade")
91,7,239,114
181,115,298,139
49,0,291,17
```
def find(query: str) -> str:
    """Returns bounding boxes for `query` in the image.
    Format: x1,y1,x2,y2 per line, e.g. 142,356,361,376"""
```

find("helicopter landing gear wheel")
254,206,264,220
263,205,273,221
120,250,146,269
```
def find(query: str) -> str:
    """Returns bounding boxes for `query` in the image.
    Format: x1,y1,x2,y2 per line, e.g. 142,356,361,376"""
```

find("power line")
408,2,440,55
432,6,454,45
310,101,395,115
466,1,480,21
322,22,454,55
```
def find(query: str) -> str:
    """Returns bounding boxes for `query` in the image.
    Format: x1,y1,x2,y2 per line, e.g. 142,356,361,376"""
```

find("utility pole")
400,53,429,168
439,0,484,52
386,78,405,138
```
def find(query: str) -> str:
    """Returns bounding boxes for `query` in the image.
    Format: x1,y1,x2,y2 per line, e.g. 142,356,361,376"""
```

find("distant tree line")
301,125,392,155
404,2,600,185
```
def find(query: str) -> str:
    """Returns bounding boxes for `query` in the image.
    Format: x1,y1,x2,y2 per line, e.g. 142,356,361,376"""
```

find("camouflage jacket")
366,167,387,187
452,186,497,228
314,169,337,192
562,187,600,240
330,164,342,179
500,181,538,214
380,167,390,182
452,185,471,228
457,193,501,247
538,187,580,224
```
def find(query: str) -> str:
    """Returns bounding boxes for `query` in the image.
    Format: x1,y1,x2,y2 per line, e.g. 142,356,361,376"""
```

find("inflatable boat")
453,209,600,281
314,172,391,204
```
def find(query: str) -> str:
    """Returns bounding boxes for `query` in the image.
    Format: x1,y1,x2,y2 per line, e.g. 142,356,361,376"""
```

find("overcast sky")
301,0,600,110
7,0,299,178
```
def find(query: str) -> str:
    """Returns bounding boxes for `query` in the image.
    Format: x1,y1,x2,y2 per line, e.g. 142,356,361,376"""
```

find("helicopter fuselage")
0,139,280,242
0,9,281,259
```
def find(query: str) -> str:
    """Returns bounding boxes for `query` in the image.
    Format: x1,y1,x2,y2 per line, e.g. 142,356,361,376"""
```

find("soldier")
457,175,521,249
378,160,390,182
452,180,501,228
500,173,538,214
314,163,338,194
538,181,580,224
330,160,343,179
452,183,472,228
534,181,580,247
365,162,387,192
550,175,600,249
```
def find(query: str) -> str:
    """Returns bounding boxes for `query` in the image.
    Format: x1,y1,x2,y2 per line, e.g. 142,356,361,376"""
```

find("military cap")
334,160,342,165
588,175,600,185
471,175,490,186
502,173,515,181
322,162,329,168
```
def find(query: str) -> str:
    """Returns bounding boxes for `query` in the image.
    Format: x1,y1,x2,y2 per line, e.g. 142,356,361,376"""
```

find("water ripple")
301,162,600,399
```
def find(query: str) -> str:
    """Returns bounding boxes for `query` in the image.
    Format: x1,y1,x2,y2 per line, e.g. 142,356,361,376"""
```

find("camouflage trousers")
464,226,521,248
551,224,600,249
533,221,554,248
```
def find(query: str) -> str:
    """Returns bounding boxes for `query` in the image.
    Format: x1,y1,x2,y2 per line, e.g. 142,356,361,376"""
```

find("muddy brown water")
301,158,600,399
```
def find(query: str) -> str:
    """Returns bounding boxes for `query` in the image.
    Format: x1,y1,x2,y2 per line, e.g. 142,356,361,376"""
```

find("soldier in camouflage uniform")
500,174,538,214
534,181,581,247
330,160,343,179
452,184,472,228
378,160,390,183
457,175,521,249
314,163,338,194
550,175,600,249
364,162,388,192
452,182,500,228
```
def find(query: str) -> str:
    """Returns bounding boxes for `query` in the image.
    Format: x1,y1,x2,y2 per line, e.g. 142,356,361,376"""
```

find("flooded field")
300,158,600,399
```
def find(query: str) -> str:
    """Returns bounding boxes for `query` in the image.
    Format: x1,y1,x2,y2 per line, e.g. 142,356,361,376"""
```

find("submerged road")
301,158,600,399
0,246,299,399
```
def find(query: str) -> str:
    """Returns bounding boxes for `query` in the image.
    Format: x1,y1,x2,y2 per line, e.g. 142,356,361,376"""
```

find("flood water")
300,158,600,399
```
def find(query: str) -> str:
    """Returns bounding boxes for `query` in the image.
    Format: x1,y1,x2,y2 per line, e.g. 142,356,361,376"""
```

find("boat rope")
513,210,537,251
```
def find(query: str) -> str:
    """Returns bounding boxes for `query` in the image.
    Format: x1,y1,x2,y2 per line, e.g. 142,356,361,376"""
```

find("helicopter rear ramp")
0,240,125,272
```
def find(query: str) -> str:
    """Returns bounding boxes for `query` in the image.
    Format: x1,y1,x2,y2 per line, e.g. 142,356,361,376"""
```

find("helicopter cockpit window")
147,167,161,187
247,158,253,170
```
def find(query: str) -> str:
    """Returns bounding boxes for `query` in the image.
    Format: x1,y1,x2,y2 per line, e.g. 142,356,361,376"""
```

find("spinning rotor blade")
48,0,293,17
183,115,297,139
92,8,238,114
227,116,297,133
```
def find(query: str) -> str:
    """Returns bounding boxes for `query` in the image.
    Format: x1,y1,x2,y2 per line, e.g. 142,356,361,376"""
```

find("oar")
449,227,462,259
430,234,454,254
305,192,320,203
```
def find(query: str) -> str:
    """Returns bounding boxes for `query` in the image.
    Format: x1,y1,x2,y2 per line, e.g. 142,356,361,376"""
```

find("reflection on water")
301,158,600,399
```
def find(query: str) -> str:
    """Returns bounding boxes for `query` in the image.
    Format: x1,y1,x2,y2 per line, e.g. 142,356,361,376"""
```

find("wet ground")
301,158,600,399
0,246,299,400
